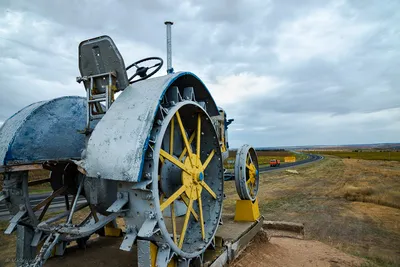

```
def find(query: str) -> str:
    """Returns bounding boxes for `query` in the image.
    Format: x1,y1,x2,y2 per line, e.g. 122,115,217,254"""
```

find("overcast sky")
0,0,399,148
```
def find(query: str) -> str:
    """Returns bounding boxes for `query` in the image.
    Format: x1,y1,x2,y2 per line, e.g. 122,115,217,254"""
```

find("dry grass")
224,156,400,266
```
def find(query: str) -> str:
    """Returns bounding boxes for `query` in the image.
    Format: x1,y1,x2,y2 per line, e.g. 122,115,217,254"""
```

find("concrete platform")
45,214,264,266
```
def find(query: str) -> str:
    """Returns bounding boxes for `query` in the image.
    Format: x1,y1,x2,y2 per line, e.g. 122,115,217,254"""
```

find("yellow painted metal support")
160,149,189,174
181,193,199,220
104,221,122,237
171,201,177,244
150,242,157,267
160,185,186,211
234,198,260,222
150,241,177,267
179,189,194,248
170,117,174,155
200,181,217,199
196,187,206,240
202,149,215,170
196,113,201,165
178,131,195,161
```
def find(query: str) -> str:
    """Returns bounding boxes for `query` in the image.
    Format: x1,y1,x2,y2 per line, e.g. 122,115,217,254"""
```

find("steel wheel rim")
234,145,259,201
151,101,223,258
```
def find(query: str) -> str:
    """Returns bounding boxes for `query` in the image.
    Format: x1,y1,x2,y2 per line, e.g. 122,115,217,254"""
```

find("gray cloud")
0,0,399,147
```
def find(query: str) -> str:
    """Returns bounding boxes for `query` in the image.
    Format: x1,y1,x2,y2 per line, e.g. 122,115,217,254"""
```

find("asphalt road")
0,154,323,220
259,154,323,173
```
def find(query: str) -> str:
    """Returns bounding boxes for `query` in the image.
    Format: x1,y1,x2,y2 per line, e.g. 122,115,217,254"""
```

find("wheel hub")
181,154,203,200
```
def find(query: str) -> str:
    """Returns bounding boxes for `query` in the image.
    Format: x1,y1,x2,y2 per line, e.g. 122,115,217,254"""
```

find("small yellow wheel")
234,145,259,201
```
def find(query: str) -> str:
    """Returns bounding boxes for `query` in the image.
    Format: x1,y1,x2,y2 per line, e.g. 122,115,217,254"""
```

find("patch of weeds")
359,255,399,267
261,194,310,214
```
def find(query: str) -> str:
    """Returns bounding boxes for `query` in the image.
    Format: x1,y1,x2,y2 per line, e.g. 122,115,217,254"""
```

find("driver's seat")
78,35,129,93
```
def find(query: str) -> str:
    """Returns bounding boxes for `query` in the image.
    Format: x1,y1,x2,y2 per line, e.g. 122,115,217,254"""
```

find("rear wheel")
151,100,224,258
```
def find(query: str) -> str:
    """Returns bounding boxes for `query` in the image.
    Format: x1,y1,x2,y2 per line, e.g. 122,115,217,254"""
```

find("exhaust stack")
164,21,174,74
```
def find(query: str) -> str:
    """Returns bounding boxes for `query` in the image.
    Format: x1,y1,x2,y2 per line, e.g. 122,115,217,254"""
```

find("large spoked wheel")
234,145,259,201
151,101,223,258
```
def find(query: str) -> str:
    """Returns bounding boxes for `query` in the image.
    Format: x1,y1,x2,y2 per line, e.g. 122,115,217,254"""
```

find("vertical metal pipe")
164,21,174,74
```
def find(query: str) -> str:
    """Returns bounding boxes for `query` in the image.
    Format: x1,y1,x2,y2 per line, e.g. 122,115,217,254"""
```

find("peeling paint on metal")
0,96,87,166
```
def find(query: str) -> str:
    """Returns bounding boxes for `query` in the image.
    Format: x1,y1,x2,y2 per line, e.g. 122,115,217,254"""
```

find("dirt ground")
224,157,400,266
1,157,399,266
232,236,364,267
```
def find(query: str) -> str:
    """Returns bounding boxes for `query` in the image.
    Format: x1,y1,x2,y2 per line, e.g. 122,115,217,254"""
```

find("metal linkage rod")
67,177,85,224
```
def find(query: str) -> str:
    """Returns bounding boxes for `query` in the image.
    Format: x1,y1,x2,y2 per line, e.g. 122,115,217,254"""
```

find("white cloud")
273,2,377,63
207,72,286,106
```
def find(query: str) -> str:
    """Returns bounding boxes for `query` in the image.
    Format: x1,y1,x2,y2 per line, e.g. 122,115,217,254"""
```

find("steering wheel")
126,57,163,84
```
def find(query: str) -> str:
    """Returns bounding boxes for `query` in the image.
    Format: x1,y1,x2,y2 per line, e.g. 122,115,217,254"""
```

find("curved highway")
259,154,323,173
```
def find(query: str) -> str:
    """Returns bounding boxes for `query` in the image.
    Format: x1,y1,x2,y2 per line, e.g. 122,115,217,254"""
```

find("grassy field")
223,156,400,266
306,150,400,161
224,150,307,169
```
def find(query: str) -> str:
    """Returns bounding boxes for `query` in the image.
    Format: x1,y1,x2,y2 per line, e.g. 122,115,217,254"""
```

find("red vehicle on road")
270,159,281,167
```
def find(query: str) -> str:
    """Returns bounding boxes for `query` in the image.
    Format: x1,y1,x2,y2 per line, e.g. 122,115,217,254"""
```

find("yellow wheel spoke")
202,150,215,170
197,187,206,240
179,190,194,248
160,149,189,174
196,113,201,166
170,117,174,155
246,164,251,169
248,153,254,164
178,132,196,161
160,185,186,211
176,111,194,166
181,194,199,221
160,155,165,164
171,201,177,244
200,181,217,199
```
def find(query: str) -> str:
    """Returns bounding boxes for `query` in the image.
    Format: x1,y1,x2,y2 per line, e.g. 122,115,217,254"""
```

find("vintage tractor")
0,22,260,266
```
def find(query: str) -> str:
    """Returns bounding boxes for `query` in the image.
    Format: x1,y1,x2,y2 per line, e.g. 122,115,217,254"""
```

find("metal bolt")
145,173,151,179
156,119,162,126
97,172,101,178
118,192,124,199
